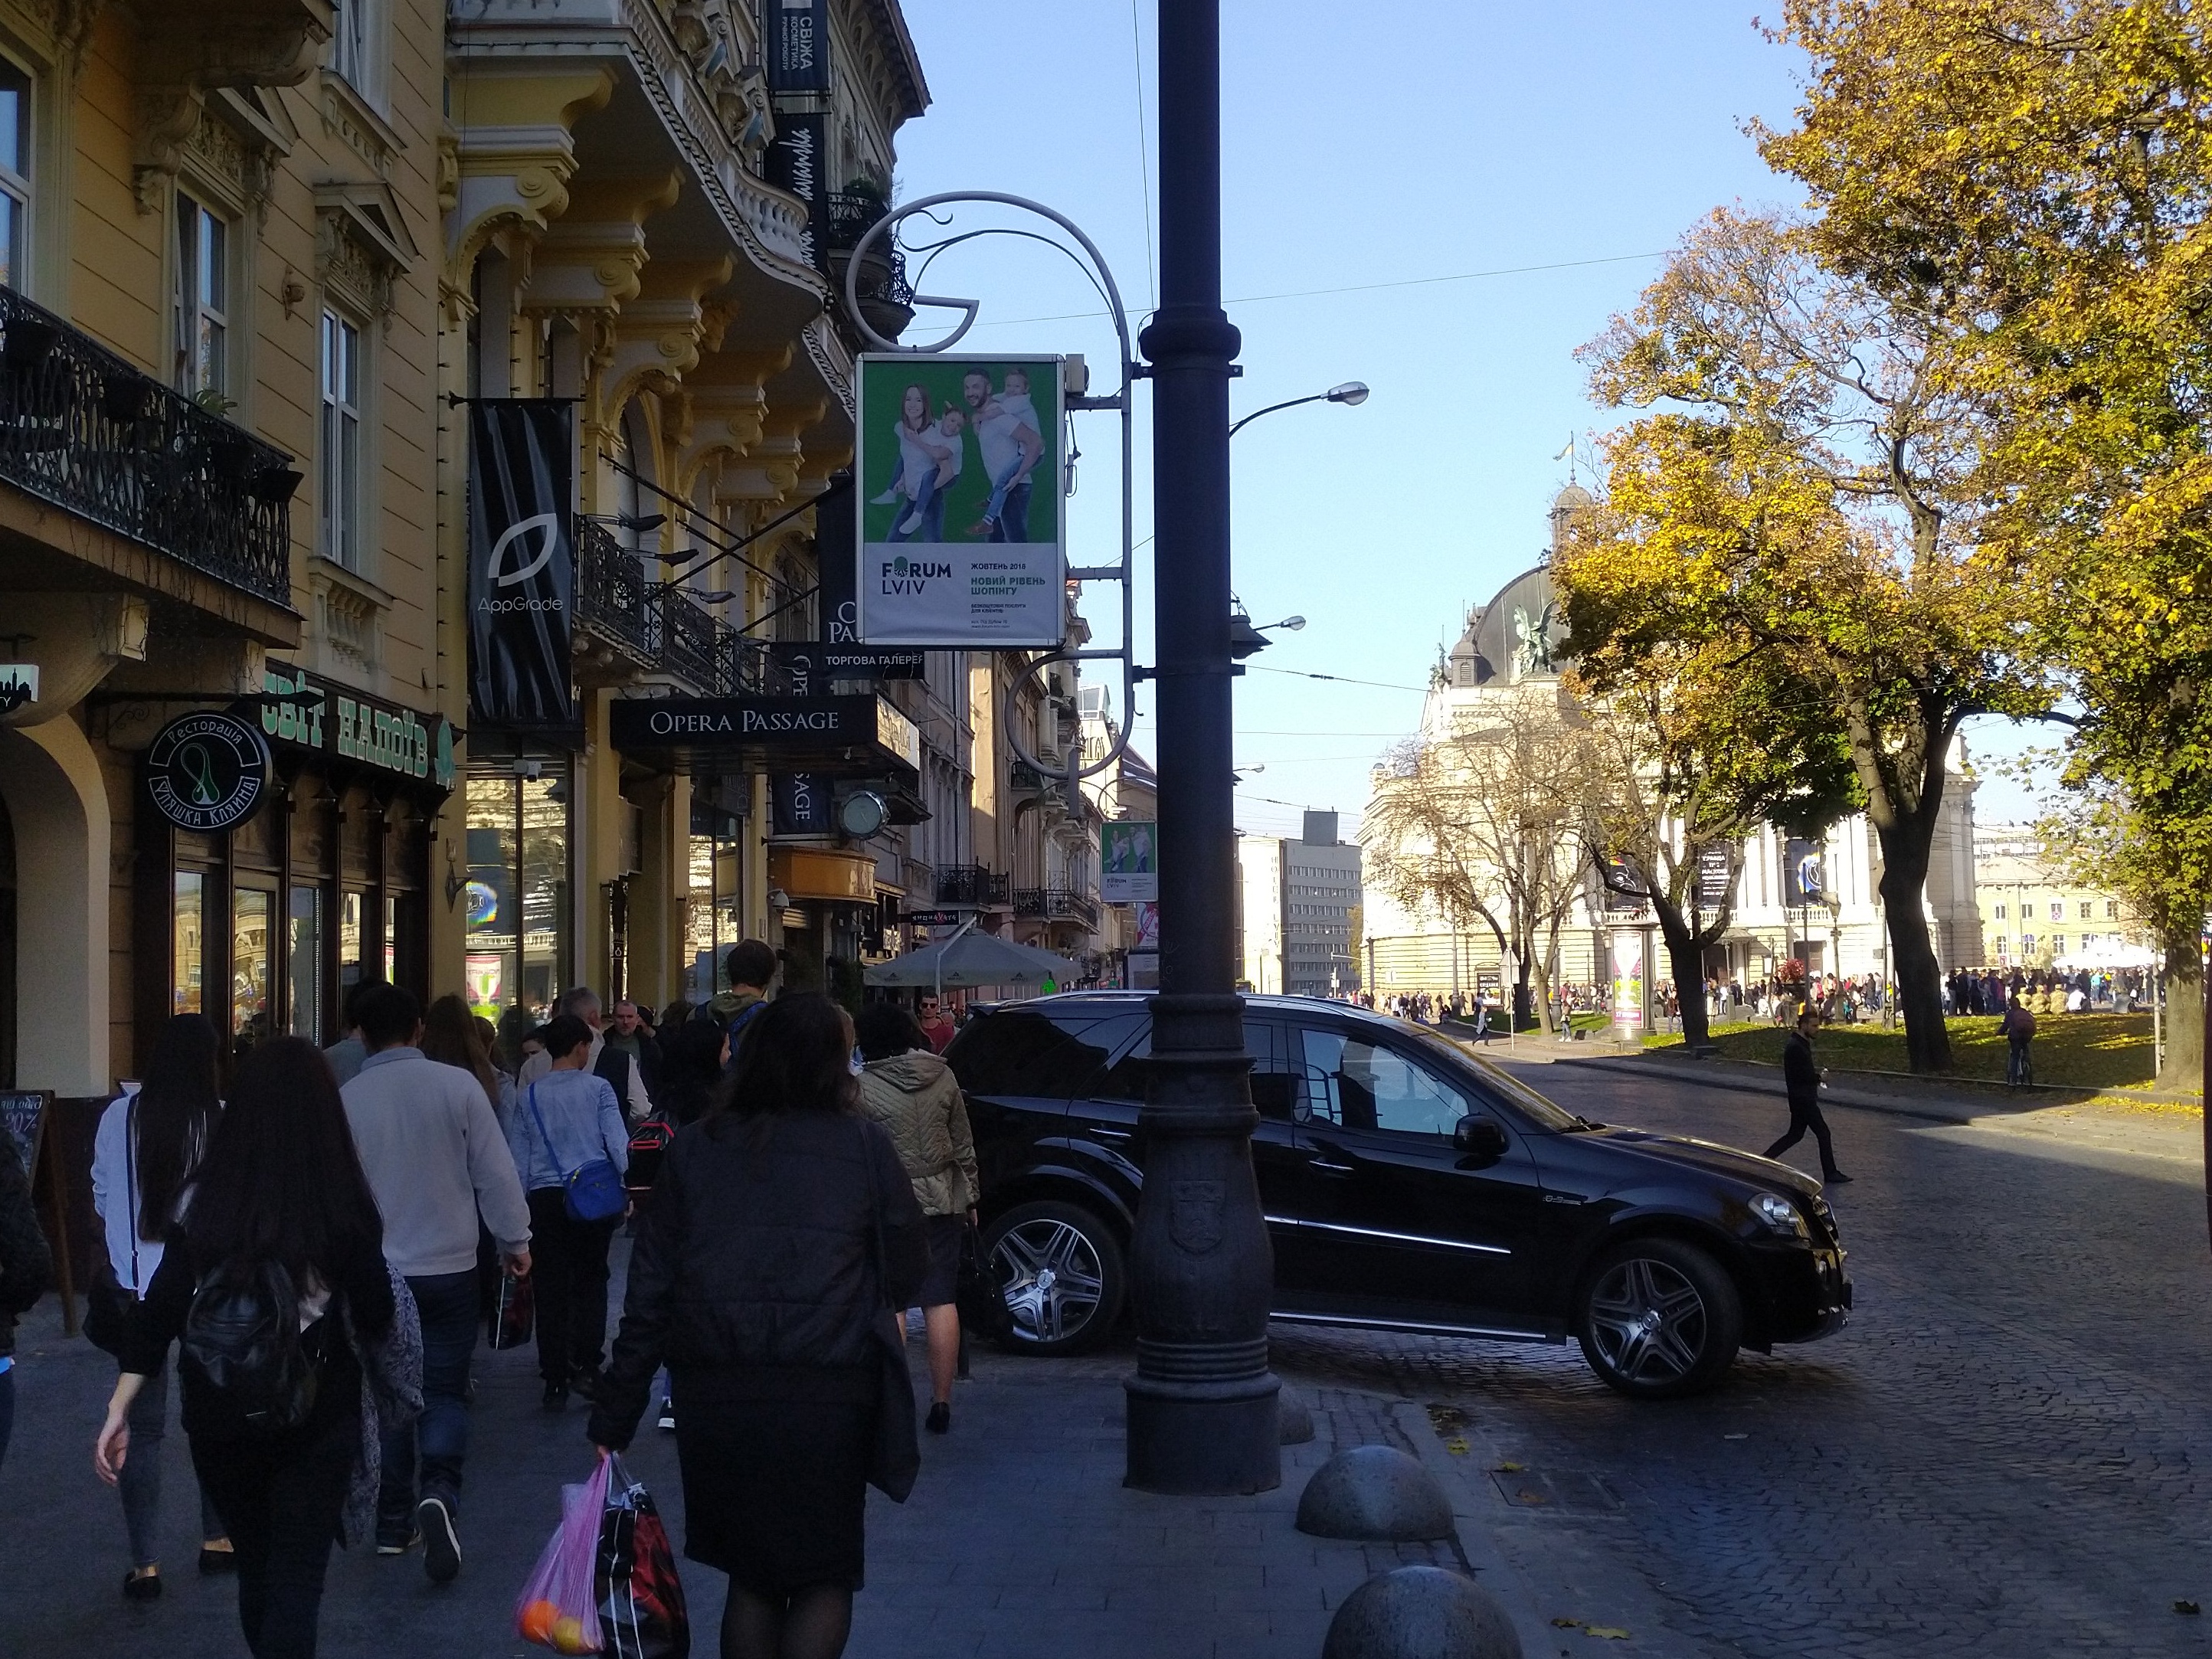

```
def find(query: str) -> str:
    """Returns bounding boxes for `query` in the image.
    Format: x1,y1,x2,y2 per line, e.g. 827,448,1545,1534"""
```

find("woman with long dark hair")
94,1037,418,1659
421,993,509,1130
90,1013,232,1595
590,993,925,1659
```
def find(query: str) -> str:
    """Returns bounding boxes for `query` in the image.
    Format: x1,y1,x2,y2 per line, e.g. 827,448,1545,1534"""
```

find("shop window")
232,888,272,1049
339,889,366,992
175,193,228,396
466,767,569,1019
173,872,205,1014
288,886,321,1039
0,58,28,293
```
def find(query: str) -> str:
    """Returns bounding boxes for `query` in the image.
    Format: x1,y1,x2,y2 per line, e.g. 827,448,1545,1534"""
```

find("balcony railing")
1014,887,1100,929
0,285,295,606
575,516,752,693
936,865,1010,908
823,192,915,343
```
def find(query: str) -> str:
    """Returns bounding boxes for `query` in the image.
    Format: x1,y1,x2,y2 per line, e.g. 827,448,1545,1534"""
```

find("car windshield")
1391,1022,1586,1132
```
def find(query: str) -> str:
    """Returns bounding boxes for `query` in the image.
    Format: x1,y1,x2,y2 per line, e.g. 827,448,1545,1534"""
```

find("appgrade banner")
854,354,1065,646
467,400,575,728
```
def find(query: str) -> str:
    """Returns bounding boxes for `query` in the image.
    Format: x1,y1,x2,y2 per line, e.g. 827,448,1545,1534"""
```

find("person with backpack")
0,1124,54,1477
94,1036,420,1659
590,994,925,1659
89,1014,232,1595
509,1013,630,1410
341,983,531,1581
693,939,780,1058
2001,992,2038,1086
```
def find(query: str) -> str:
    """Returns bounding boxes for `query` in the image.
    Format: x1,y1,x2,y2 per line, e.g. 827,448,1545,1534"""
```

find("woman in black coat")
590,993,925,1659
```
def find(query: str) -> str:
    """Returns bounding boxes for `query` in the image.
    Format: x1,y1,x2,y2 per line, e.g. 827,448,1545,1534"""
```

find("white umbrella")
864,926,1078,991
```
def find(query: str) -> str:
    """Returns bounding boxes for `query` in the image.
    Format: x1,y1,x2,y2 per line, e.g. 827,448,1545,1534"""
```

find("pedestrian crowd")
0,936,987,1659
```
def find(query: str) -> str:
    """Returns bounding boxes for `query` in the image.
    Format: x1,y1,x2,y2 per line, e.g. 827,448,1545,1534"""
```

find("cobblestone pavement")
1265,1061,2212,1658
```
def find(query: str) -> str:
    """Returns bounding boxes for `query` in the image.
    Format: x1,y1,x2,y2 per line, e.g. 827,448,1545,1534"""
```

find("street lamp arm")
1229,393,1328,438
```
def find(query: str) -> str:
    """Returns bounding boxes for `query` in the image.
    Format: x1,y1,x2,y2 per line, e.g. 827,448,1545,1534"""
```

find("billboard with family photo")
854,354,1065,646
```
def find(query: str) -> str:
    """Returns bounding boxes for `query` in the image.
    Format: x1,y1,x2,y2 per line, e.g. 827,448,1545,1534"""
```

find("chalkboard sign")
0,1090,47,1181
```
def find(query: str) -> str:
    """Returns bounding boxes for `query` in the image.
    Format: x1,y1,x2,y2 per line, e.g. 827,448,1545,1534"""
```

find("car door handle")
1087,1125,1134,1141
1307,1160,1354,1176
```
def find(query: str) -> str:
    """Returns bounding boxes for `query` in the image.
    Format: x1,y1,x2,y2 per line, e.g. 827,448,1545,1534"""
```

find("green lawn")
1644,1013,2158,1090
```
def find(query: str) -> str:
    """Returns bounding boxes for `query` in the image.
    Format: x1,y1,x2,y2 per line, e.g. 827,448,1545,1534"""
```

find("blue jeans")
0,1365,13,1477
378,1270,477,1522
887,472,946,542
989,479,1032,542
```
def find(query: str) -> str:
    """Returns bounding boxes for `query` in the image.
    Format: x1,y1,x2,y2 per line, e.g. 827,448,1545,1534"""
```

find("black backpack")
180,1256,324,1436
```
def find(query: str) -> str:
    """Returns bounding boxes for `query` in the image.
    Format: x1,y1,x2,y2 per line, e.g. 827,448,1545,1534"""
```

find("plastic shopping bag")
490,1269,535,1352
598,1454,690,1659
516,1456,610,1654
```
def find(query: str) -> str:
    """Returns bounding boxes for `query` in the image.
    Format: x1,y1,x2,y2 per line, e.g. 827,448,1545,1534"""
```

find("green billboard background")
857,355,1062,545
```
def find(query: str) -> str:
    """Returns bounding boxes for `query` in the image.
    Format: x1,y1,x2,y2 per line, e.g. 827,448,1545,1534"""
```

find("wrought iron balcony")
575,516,748,693
0,284,295,605
936,865,1010,908
1014,887,1101,928
823,192,914,343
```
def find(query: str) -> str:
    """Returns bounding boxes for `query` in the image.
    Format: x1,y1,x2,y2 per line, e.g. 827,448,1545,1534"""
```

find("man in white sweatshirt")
342,982,532,1585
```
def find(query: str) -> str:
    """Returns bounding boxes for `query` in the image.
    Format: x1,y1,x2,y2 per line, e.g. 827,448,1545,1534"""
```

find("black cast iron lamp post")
1125,0,1283,1497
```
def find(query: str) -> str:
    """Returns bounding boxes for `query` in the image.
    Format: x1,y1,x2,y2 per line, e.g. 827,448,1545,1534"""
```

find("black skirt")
669,1366,875,1596
915,1212,963,1309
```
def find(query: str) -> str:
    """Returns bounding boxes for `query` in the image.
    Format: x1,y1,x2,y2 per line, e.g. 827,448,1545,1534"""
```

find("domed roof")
1444,567,1568,689
1552,482,1595,512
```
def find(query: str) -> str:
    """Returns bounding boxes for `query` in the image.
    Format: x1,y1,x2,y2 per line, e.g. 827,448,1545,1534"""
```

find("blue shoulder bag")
525,1081,628,1222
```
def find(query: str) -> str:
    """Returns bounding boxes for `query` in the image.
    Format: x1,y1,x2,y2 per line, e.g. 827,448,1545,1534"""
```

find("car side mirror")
1454,1114,1507,1160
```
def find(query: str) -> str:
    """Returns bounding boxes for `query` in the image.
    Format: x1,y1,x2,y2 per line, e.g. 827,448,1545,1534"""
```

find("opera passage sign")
854,353,1065,647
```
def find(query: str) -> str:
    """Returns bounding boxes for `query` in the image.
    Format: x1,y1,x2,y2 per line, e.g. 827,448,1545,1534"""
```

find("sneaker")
925,1401,951,1435
375,1523,420,1556
897,509,925,535
1824,1173,1854,1186
417,1497,461,1585
542,1380,569,1409
571,1366,605,1403
657,1399,676,1433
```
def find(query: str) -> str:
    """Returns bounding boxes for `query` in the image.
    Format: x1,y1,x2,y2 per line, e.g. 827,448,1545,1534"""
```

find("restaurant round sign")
145,712,271,832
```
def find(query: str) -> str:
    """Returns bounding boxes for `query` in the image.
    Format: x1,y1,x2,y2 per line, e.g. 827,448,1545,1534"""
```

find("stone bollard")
1322,1566,1522,1659
1279,1387,1317,1445
1294,1445,1454,1541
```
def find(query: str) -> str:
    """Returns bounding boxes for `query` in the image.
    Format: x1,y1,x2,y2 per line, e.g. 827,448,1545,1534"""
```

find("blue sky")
891,0,2041,836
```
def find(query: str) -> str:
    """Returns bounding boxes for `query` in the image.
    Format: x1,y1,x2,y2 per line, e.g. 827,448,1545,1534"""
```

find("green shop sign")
254,663,456,791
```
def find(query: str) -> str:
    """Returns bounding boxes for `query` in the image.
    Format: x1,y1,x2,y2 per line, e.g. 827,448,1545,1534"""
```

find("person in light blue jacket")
508,1013,629,1408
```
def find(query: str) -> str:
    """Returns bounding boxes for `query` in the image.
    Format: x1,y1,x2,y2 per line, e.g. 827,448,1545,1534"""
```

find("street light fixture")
1228,381,1371,439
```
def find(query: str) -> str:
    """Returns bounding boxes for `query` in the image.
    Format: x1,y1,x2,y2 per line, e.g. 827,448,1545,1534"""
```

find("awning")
607,692,921,781
863,931,1078,989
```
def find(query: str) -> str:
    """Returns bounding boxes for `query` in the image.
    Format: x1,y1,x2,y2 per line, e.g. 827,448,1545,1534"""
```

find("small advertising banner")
467,399,576,729
855,354,1065,646
762,110,828,273
764,0,830,93
1101,821,1158,905
1609,931,1648,1040
1784,838,1827,906
1695,843,1736,909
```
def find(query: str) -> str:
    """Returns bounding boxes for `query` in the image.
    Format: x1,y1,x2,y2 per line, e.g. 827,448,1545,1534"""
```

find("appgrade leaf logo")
489,512,561,587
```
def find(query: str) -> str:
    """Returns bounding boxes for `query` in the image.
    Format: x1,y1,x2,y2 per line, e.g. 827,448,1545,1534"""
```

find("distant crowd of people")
0,937,983,1659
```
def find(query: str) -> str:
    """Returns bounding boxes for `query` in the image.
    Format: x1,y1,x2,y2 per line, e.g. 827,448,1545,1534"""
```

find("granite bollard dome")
1321,1566,1522,1659
1294,1445,1454,1541
1278,1388,1317,1445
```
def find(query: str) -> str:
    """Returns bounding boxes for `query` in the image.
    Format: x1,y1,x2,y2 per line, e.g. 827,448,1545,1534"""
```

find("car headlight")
1749,1192,1808,1237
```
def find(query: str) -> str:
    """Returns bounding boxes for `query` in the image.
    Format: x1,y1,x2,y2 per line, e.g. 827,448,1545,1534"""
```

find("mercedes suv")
949,993,1850,1399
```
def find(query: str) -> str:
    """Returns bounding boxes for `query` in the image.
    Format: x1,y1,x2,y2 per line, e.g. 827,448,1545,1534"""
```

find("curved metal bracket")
839,191,1140,811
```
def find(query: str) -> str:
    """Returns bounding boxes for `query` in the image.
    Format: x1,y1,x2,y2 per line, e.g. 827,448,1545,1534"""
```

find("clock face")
145,713,271,833
838,790,887,839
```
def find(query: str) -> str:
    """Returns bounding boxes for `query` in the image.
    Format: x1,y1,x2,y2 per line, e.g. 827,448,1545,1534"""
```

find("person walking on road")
509,1013,630,1410
1765,1007,1851,1184
90,1014,233,1595
2000,993,2037,1086
694,939,780,1053
340,983,531,1581
0,1114,53,1477
96,1038,422,1659
854,1002,978,1435
915,994,956,1055
607,999,666,1103
591,993,926,1659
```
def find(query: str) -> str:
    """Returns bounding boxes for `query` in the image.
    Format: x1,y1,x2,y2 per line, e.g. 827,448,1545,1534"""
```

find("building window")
332,0,374,94
1993,903,2006,920
232,887,272,1046
0,58,28,293
172,872,205,1014
175,194,228,396
2023,933,2037,955
2050,901,2063,922
2078,901,2092,919
2053,934,2066,954
2106,900,2119,919
319,309,363,568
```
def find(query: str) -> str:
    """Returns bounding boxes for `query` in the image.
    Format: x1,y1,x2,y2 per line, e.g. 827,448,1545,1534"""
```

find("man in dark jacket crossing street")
1765,1006,1850,1184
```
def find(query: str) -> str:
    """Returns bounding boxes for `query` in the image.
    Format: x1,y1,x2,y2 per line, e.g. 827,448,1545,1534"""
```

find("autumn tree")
1363,683,1595,1035
1574,210,2053,1072
1761,0,2210,1087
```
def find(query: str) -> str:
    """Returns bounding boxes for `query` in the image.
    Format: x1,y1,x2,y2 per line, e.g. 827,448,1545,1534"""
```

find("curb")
1542,1054,1981,1126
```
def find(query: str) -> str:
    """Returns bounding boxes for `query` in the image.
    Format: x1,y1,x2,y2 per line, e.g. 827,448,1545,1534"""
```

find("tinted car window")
1300,1029,1469,1137
947,1009,1121,1098
1095,1018,1299,1120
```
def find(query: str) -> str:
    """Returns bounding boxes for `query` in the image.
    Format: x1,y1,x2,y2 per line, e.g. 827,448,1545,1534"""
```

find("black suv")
949,993,1850,1399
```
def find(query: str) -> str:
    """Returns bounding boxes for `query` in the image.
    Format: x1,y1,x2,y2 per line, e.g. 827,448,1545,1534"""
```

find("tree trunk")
1875,833,1952,1072
1652,895,1711,1048
1529,951,1556,1037
2161,941,2204,1094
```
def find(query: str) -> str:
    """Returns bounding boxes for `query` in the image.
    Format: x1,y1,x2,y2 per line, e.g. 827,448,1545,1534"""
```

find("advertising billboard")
1101,821,1158,905
855,354,1065,646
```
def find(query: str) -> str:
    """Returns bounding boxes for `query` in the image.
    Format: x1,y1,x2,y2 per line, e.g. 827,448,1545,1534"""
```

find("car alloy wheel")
1576,1237,1742,1399
982,1199,1125,1356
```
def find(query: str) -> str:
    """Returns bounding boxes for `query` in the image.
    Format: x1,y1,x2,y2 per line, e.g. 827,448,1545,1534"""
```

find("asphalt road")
1269,1059,2212,1658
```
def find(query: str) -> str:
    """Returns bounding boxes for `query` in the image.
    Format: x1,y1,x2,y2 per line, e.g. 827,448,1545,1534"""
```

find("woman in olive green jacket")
854,1003,979,1433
